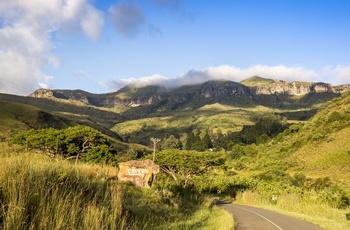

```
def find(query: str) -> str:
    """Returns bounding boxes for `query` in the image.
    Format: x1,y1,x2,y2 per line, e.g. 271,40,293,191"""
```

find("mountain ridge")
29,76,350,110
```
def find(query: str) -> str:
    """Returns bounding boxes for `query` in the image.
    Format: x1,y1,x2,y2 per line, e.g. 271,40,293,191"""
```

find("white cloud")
81,4,104,40
107,74,169,90
321,65,350,85
0,0,104,95
205,65,320,83
171,65,320,88
106,65,343,92
0,49,53,95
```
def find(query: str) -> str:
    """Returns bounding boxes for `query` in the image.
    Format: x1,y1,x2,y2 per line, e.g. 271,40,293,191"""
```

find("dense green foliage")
9,126,118,165
184,130,213,151
154,150,225,188
157,114,287,152
1,87,350,229
216,114,288,148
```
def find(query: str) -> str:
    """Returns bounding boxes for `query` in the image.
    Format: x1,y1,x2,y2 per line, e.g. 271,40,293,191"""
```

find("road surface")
215,201,325,230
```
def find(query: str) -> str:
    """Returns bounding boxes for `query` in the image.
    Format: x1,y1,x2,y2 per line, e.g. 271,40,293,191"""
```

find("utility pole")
150,137,161,162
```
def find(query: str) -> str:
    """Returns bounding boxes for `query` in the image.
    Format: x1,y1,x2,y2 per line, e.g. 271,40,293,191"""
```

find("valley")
1,76,350,229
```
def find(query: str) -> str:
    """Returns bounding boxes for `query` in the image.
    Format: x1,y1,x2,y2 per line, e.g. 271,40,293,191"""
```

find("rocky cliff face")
30,89,54,98
244,79,336,96
200,81,249,98
29,77,350,108
29,89,96,105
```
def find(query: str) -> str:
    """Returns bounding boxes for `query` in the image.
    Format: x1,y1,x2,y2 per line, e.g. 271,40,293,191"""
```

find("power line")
0,78,35,95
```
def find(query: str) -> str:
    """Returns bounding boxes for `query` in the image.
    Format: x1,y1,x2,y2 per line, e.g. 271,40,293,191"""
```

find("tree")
161,135,182,150
202,130,213,149
10,125,118,165
155,149,225,188
185,132,194,150
192,133,205,151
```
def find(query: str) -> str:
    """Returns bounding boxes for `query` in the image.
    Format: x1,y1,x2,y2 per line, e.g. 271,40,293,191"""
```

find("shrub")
327,111,343,124
312,132,324,141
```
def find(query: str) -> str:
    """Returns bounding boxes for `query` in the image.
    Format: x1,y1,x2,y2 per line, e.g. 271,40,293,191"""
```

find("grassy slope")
288,94,350,188
0,93,123,128
111,103,276,144
237,93,350,185
0,144,233,230
229,93,350,229
240,76,275,86
0,99,148,158
0,100,74,138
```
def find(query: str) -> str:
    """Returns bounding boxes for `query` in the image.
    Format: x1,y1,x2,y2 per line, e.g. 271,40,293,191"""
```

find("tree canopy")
10,125,118,165
154,149,225,187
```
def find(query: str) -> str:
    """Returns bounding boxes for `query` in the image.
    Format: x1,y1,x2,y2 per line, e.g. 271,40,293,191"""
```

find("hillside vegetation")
0,144,233,229
1,80,350,229
0,100,74,140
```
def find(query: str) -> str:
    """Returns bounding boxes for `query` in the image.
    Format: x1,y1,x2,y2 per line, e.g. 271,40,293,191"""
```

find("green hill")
0,100,74,139
1,88,350,229
240,76,275,86
0,93,124,140
288,93,350,186
236,92,350,189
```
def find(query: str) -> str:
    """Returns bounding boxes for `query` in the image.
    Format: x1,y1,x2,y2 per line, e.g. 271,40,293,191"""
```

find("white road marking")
234,205,284,230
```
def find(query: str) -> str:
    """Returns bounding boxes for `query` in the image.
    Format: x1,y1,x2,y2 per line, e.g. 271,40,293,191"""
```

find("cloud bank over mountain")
106,64,350,91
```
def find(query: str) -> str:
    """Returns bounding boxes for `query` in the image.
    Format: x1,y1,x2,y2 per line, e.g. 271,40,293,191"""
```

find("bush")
254,170,293,184
312,132,324,141
9,126,118,165
327,111,343,124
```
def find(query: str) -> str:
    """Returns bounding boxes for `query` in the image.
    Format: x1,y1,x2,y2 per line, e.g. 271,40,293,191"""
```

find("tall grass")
235,190,350,230
0,145,126,230
0,144,234,229
156,203,234,230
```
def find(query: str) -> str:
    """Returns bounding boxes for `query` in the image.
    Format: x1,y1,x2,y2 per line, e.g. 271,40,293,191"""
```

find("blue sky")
0,0,350,95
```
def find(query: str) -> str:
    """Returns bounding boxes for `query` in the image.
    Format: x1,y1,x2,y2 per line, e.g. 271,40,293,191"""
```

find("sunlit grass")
235,190,350,230
0,148,125,230
0,144,234,230
156,203,234,230
289,126,350,188
111,104,274,137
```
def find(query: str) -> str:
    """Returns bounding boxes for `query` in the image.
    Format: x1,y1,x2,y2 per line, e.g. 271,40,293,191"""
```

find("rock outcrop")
29,77,350,109
243,78,336,96
117,159,160,188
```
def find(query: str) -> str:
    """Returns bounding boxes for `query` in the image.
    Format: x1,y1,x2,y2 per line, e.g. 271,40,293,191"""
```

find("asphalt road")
216,201,325,230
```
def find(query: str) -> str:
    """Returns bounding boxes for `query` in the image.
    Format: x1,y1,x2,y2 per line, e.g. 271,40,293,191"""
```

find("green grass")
0,144,235,229
111,103,277,144
235,190,350,230
157,203,234,230
240,76,275,86
0,145,125,230
218,93,350,229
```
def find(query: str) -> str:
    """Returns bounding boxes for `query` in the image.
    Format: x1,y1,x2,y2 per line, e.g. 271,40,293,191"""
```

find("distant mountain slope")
0,93,124,140
240,76,336,95
29,77,349,113
246,92,350,189
2,77,349,145
0,100,74,140
289,93,350,185
0,93,123,121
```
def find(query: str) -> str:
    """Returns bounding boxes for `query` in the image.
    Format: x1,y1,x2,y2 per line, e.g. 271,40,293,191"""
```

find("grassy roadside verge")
234,190,350,230
0,144,234,229
156,203,234,230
